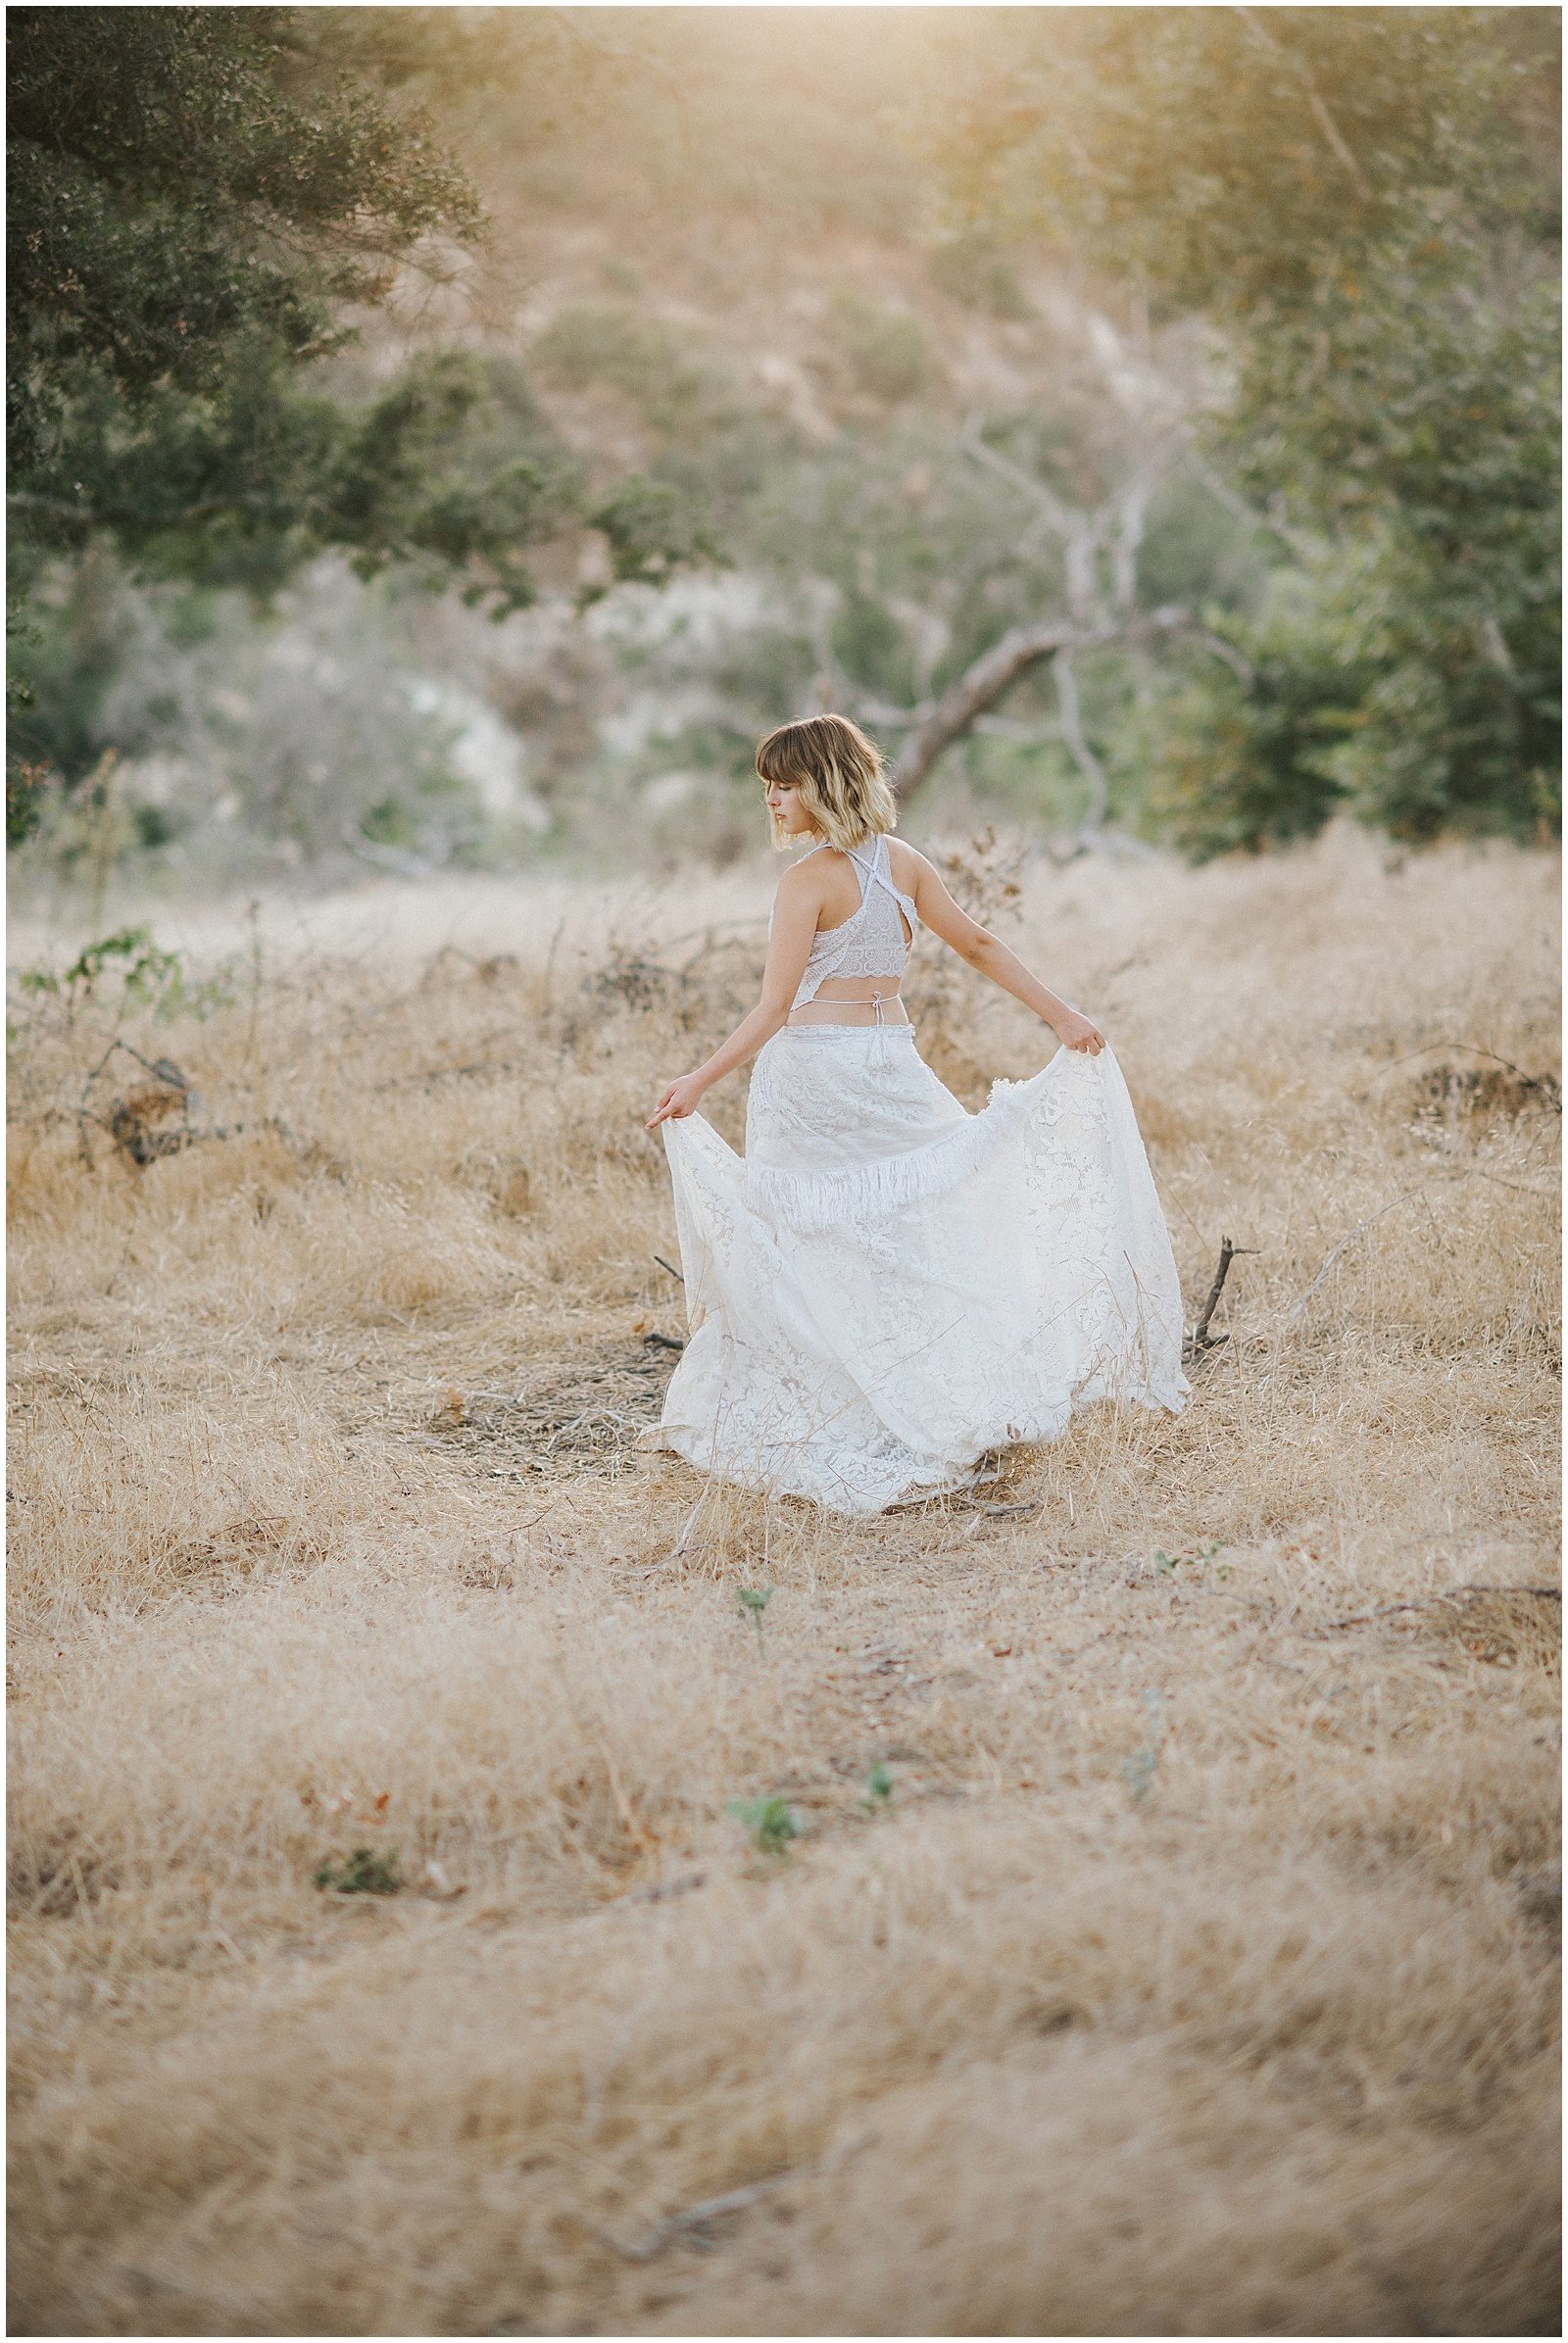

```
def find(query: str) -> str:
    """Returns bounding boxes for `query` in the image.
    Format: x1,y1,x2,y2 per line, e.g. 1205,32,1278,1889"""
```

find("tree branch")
1279,1195,1416,1330
890,605,1193,800
1181,449,1318,563
1232,7,1374,202
1052,650,1108,831
956,410,1081,545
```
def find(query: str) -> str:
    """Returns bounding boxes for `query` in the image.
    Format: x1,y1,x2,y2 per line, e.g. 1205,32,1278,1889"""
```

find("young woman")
643,712,1189,1515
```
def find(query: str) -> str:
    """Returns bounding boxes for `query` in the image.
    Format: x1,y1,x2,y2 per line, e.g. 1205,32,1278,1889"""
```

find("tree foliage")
8,5,480,397
6,5,713,840
5,8,722,601
7,8,547,586
926,6,1560,850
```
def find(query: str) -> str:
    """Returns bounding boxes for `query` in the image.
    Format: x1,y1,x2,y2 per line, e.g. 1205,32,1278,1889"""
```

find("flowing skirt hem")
637,1385,1180,1519
649,1036,1190,1519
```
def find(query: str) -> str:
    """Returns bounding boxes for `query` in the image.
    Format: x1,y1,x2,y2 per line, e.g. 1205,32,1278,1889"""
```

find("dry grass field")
8,827,1561,2337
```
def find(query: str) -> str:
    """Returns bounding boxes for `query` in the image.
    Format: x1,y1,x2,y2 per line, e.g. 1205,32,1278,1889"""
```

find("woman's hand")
646,1072,710,1128
1051,1007,1105,1055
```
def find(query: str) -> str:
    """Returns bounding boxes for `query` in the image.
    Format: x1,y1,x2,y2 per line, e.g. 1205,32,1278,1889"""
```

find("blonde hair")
756,713,899,854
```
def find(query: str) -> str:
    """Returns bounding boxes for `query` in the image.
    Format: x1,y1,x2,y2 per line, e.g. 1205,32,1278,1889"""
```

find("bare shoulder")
775,850,831,896
771,851,832,917
884,837,986,946
884,835,935,894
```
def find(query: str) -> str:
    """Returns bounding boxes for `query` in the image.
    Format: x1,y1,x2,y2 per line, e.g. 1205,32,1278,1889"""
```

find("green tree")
6,7,564,592
6,6,712,840
925,7,1560,850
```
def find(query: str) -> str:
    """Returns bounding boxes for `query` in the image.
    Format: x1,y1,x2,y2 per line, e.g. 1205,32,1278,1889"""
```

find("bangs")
755,726,817,784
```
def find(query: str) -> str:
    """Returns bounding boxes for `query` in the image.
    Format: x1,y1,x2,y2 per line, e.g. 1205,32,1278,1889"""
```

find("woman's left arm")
646,867,821,1126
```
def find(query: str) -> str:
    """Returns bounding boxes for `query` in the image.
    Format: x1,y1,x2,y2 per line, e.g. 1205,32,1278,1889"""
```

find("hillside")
10,7,1260,900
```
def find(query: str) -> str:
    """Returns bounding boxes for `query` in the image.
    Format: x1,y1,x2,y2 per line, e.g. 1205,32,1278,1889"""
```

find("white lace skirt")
642,1021,1191,1516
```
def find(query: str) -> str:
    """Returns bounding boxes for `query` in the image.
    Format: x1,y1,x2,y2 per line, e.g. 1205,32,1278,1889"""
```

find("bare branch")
1109,479,1149,612
1189,1235,1259,1352
890,606,1193,801
856,693,934,729
956,411,1080,545
1380,1040,1560,1106
797,577,853,716
1232,7,1374,201
1182,450,1319,562
1190,627,1256,688
1053,652,1109,831
972,714,1062,742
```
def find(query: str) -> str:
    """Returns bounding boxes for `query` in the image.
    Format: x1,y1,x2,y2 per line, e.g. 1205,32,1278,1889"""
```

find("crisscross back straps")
858,834,917,945
845,840,874,903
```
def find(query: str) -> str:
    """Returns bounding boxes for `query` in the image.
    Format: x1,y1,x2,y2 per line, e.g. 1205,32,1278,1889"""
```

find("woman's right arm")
908,852,1105,1054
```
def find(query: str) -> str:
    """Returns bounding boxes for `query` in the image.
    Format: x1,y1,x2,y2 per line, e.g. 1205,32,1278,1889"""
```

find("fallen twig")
1430,1166,1559,1202
1382,1040,1561,1108
604,2162,826,2262
1271,1171,1555,1333
657,1488,711,1567
1280,1196,1415,1330
1321,1584,1561,1635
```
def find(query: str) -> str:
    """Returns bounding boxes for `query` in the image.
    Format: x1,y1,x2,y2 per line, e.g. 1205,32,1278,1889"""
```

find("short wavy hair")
756,712,899,854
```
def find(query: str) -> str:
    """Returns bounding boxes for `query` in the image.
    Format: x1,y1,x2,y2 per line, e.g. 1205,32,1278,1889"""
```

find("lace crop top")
769,833,920,1010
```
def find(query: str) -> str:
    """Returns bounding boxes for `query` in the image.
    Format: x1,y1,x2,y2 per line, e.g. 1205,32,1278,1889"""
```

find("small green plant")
14,927,234,1023
736,1585,772,1650
314,1844,401,1895
1120,1689,1168,1806
726,1795,799,1857
862,1764,895,1812
1154,1540,1227,1576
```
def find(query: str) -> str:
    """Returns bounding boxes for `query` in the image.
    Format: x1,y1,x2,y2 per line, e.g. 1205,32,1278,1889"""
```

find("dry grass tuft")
8,826,1560,2335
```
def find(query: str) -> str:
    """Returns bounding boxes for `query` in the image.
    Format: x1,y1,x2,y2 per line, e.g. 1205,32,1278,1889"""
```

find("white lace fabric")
772,835,919,1009
643,1016,1191,1517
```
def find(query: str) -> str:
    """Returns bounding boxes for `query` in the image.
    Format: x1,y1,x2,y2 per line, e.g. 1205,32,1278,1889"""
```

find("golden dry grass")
8,826,1561,2337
